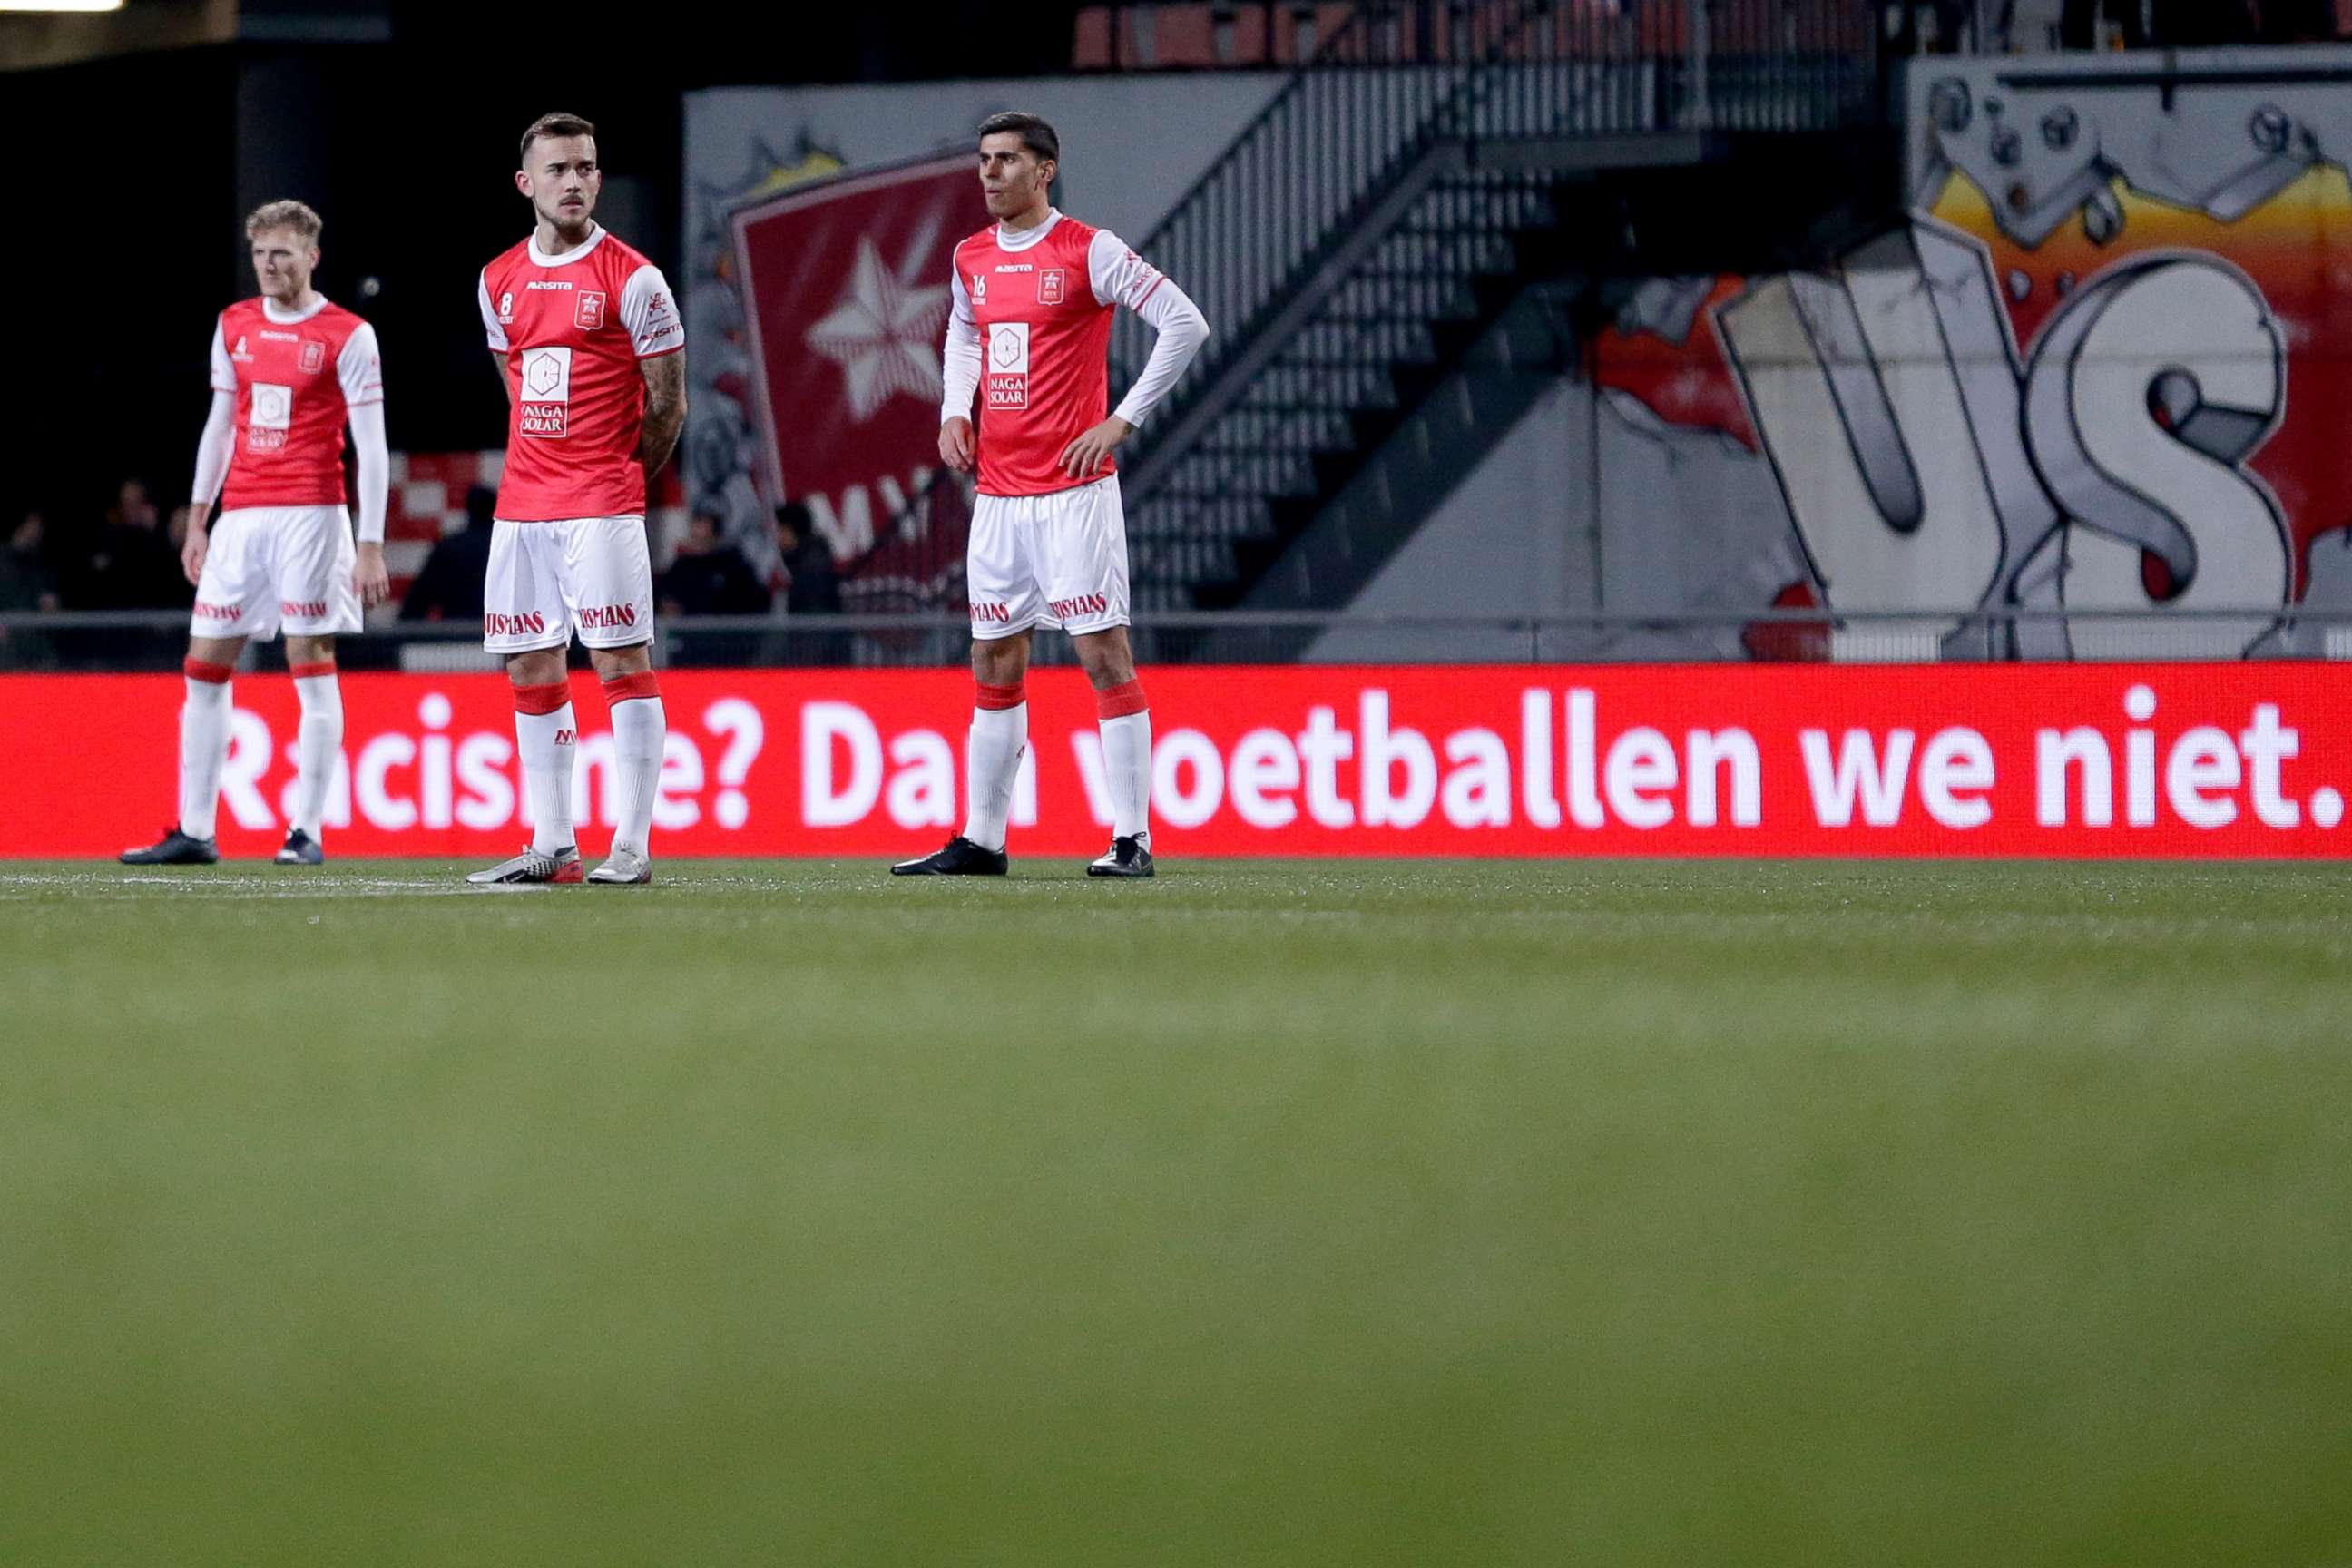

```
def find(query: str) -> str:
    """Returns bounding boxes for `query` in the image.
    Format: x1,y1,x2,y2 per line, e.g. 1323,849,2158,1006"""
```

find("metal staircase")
1108,0,1885,614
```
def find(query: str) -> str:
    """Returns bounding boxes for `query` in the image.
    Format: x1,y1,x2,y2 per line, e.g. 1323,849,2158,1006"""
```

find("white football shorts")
482,515,656,654
965,474,1132,641
189,505,362,642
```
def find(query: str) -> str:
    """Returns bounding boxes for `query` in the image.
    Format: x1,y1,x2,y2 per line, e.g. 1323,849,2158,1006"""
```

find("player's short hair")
244,200,322,244
520,112,597,165
975,112,1059,164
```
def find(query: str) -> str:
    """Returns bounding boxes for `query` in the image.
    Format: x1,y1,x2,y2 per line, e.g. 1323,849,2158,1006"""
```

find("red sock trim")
1096,679,1148,720
975,681,1026,711
183,657,232,685
601,671,662,706
514,681,572,717
289,661,337,681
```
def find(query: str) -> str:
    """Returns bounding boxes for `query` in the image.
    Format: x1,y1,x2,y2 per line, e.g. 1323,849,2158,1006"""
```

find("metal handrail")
5,607,2343,634
1112,0,1886,443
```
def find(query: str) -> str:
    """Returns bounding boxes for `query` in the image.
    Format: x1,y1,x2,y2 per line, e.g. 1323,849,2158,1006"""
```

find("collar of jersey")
260,295,329,325
994,209,1062,252
529,223,608,268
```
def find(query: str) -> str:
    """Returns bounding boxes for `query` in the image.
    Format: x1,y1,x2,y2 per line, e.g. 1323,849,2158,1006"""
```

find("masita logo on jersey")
519,347,572,438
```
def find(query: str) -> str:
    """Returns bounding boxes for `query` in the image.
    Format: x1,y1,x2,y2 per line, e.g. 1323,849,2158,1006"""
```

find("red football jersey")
953,215,1139,498
211,297,381,510
477,225,683,522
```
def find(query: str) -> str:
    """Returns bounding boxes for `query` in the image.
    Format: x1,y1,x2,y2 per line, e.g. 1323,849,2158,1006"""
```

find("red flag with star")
730,152,979,512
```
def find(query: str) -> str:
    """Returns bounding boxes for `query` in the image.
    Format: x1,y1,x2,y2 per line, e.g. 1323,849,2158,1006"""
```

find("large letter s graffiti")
2022,256,2289,660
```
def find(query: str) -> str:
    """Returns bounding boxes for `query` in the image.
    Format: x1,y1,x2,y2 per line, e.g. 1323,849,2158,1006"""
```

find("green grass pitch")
1,858,2347,1565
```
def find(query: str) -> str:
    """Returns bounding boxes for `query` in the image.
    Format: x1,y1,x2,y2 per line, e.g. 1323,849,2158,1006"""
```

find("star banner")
731,152,977,514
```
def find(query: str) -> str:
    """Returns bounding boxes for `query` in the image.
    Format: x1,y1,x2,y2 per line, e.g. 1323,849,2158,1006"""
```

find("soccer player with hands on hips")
893,112,1210,880
123,201,389,868
466,113,686,886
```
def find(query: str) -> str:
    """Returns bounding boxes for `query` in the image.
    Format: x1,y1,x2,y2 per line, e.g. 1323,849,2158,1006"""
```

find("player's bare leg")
1073,624,1153,877
276,632,341,865
585,640,662,885
469,645,584,885
122,633,246,866
891,630,1027,876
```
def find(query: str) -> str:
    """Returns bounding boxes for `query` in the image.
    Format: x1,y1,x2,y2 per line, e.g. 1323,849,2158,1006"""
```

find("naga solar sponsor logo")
1049,593,1108,619
247,383,294,451
985,320,1029,407
484,610,547,637
577,603,638,630
519,348,572,437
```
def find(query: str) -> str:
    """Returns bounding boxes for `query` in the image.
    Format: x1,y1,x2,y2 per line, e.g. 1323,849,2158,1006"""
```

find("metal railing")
5,608,2346,673
1111,0,1886,438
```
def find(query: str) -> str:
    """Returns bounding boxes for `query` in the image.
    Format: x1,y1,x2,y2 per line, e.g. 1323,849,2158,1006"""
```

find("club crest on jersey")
575,290,607,331
299,340,325,375
1040,269,1065,305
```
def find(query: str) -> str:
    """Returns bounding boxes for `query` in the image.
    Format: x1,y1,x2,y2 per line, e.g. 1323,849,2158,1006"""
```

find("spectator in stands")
67,478,186,609
771,500,841,615
399,485,497,622
657,507,769,617
1,510,63,613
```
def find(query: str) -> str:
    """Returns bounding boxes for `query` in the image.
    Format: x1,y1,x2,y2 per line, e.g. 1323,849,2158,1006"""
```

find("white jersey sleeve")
338,321,384,407
191,389,235,506
348,400,389,544
478,270,509,354
209,320,236,394
940,266,983,422
620,263,686,358
1088,229,1210,427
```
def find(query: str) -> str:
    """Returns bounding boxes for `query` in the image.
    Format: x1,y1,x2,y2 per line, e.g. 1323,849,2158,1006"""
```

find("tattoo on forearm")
640,354,687,475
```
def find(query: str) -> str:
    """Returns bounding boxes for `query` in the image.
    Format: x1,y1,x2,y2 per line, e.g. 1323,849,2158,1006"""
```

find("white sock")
1100,709,1152,840
291,671,342,840
607,692,666,857
962,699,1028,852
515,696,578,853
177,669,233,840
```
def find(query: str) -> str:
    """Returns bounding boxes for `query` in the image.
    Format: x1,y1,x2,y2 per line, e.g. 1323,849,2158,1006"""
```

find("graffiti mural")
1594,53,2352,660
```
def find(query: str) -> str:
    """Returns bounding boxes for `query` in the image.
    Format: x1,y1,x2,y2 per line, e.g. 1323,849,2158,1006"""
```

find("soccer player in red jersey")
466,113,685,886
893,113,1210,879
122,200,389,867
